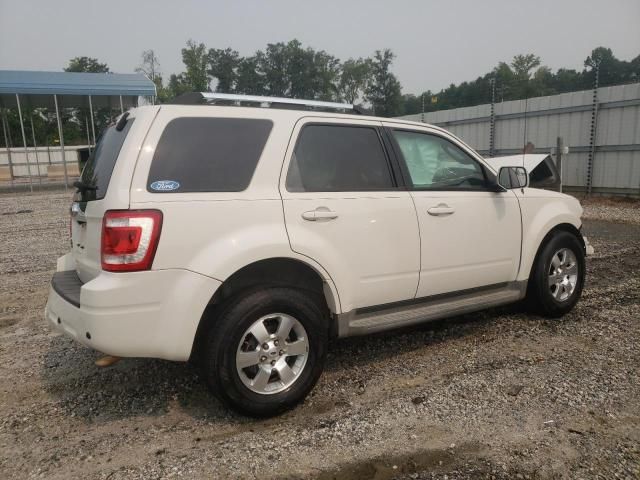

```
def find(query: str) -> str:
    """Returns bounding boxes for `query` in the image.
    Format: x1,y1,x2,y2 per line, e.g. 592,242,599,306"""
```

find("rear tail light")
101,210,163,272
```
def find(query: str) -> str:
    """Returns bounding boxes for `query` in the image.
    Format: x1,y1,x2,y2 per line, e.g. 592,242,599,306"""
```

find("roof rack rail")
171,92,367,114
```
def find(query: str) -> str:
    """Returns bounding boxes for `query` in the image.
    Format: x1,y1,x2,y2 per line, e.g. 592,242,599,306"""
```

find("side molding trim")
336,281,527,337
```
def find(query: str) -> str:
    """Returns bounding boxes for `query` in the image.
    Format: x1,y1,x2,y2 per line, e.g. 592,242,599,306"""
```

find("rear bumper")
45,254,221,361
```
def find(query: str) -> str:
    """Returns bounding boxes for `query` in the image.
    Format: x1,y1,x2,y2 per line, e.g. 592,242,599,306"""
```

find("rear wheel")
204,287,327,417
528,231,585,318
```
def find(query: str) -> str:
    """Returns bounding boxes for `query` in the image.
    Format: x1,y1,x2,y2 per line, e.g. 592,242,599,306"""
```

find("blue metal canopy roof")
0,70,156,96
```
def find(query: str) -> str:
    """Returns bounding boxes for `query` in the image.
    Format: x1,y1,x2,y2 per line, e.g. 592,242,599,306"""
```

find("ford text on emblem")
150,180,180,192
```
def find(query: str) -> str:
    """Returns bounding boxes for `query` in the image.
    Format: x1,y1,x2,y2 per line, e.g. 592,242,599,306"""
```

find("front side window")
147,117,272,193
392,130,486,190
286,124,394,192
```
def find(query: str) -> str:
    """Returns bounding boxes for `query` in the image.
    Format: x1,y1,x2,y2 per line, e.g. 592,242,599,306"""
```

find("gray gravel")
0,190,638,480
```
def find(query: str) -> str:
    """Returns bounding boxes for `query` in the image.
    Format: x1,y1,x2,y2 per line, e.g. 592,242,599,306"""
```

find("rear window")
80,119,134,201
286,124,394,192
147,117,272,193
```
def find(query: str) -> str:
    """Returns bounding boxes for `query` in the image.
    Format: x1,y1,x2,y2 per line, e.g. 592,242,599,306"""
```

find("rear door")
280,118,420,313
71,108,157,283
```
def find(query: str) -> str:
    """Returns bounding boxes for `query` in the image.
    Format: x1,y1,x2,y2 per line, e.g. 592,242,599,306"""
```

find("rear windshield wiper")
73,180,97,192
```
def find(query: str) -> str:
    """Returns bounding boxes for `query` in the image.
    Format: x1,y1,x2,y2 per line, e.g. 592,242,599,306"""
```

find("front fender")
517,192,583,281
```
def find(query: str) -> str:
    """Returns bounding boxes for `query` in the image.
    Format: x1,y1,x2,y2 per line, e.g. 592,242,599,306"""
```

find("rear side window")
80,119,134,201
147,117,272,193
286,124,394,192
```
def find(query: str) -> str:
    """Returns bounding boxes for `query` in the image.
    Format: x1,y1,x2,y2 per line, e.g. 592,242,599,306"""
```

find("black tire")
204,287,328,417
527,230,585,318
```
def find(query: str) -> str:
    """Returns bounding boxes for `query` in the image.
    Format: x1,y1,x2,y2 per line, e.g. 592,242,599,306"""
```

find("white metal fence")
0,145,87,178
399,83,640,196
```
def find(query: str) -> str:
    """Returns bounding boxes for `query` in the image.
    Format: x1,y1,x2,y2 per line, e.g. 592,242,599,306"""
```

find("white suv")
46,93,592,416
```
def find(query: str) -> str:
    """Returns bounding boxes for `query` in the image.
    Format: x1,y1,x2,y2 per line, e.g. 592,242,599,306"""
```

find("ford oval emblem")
150,180,180,192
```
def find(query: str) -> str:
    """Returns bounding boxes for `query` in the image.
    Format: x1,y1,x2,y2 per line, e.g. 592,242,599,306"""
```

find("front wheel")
527,231,585,318
204,287,327,417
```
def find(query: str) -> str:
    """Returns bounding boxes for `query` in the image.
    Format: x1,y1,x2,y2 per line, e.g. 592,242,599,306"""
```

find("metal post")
1,108,15,190
489,78,496,158
85,116,92,154
586,60,600,196
421,93,425,123
54,94,68,190
556,137,564,193
30,114,42,186
119,95,124,114
16,94,33,192
88,95,96,145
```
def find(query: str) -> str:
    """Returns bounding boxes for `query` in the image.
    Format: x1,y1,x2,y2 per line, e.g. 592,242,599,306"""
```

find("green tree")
253,40,340,100
208,48,240,93
511,54,541,80
584,47,630,86
64,57,110,73
181,40,210,92
400,93,422,115
235,56,266,95
339,58,372,103
167,73,191,98
257,42,290,96
308,49,341,101
365,49,402,117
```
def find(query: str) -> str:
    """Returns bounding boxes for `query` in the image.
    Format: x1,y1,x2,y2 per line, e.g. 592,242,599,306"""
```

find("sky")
0,0,638,94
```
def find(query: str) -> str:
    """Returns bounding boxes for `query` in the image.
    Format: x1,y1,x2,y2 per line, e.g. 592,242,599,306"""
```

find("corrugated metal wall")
399,83,640,195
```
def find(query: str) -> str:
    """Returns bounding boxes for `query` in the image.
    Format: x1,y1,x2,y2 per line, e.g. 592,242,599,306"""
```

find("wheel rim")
548,248,579,302
235,313,309,395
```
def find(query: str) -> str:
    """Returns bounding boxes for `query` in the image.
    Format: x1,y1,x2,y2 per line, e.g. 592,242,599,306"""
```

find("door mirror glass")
498,166,529,189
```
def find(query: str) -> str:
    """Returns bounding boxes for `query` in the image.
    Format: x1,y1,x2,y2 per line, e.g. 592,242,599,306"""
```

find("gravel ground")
0,190,638,480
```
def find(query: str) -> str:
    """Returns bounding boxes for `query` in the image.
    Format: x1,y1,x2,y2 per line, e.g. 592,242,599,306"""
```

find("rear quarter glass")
146,117,273,193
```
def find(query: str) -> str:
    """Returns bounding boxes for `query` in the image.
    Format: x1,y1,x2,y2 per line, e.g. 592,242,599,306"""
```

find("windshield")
79,119,134,201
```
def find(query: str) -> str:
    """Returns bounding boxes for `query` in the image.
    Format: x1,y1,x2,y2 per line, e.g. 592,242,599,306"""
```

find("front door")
280,119,420,313
385,125,522,298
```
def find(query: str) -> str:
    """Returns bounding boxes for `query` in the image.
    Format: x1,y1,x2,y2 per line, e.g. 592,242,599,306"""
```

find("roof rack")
171,92,369,114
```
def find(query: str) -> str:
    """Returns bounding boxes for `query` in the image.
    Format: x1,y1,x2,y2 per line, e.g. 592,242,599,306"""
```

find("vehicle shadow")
324,302,533,373
40,302,538,424
40,335,239,424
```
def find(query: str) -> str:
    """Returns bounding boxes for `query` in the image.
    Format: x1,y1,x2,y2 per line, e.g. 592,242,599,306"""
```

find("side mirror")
498,166,529,190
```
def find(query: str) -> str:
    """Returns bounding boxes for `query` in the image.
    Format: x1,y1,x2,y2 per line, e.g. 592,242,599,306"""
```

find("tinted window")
392,130,486,190
286,125,393,192
147,117,272,193
80,119,134,201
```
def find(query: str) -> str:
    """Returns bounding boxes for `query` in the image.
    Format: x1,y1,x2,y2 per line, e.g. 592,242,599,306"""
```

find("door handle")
427,204,455,216
302,208,339,221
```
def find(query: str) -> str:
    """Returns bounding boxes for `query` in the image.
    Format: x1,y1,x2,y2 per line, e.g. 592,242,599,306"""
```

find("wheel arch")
189,257,340,362
524,222,585,283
